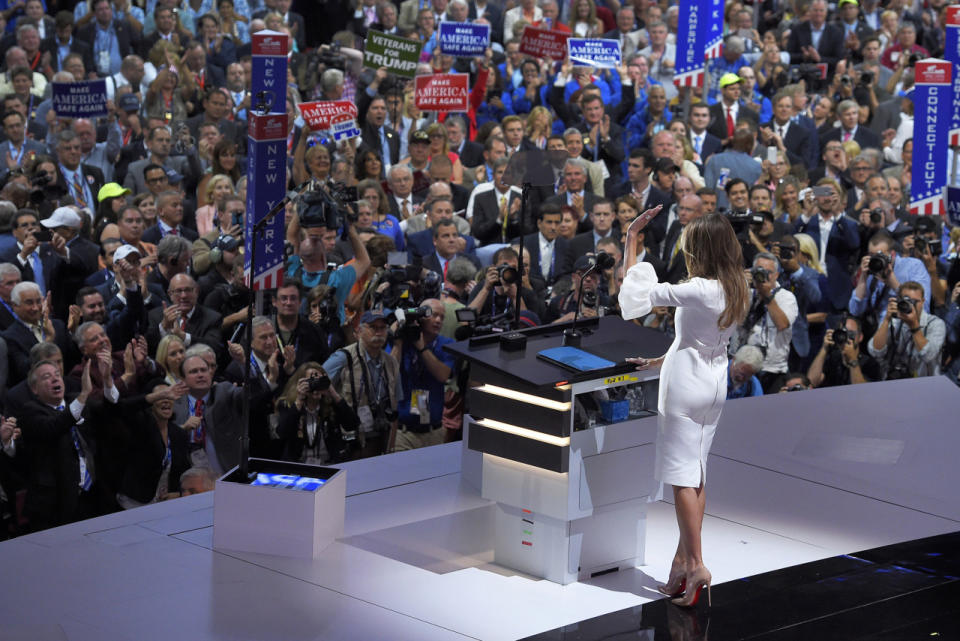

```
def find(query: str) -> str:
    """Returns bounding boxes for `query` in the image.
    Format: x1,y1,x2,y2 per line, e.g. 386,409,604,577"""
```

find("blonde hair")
793,233,825,274
156,334,186,380
204,174,235,203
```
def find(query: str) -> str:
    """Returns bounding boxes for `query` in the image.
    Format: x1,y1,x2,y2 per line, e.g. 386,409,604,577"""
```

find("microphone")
562,251,613,347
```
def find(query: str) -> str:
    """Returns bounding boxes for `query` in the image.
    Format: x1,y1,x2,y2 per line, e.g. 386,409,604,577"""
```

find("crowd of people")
0,0,958,535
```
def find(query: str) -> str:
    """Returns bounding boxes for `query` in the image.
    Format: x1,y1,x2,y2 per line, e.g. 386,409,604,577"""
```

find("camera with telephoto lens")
308,373,331,392
894,295,915,317
831,326,849,352
751,265,772,287
581,290,598,309
869,207,884,224
859,70,873,85
913,235,943,257
840,75,852,86
396,305,432,343
496,263,519,286
868,252,890,275
777,244,795,261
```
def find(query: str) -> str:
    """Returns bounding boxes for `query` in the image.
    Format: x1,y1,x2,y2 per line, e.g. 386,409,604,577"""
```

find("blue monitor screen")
250,473,327,491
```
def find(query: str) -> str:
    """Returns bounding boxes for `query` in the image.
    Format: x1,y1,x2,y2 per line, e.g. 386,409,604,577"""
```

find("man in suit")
426,155,472,214
185,88,245,152
407,197,477,259
835,0,875,62
0,263,20,332
467,157,524,246
707,73,759,144
660,194,705,284
41,11,96,76
2,282,71,385
137,6,191,58
608,148,673,247
40,207,99,320
445,116,484,169
420,219,482,278
142,192,198,244
357,89,400,167
468,0,503,42
786,0,846,82
688,102,722,168
576,93,625,189
522,204,571,285
75,0,136,77
603,7,643,59
819,99,881,156
180,42,226,95
386,165,424,222
254,0,306,51
53,130,104,211
0,212,60,302
0,110,45,185
794,178,860,312
568,198,618,260
145,273,224,360
761,92,819,170
123,125,192,195
545,158,602,235
15,356,118,531
502,115,537,156
174,352,271,475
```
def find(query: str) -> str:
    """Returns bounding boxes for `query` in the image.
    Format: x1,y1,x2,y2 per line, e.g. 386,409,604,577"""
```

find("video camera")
725,210,764,238
395,305,432,343
375,252,441,309
453,308,514,340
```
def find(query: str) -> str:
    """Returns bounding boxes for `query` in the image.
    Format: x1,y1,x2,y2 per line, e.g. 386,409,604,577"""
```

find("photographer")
907,216,948,312
276,362,359,465
307,284,348,352
391,299,454,452
546,255,611,324
807,315,882,387
849,230,930,329
868,282,945,379
322,309,401,458
736,252,798,392
773,234,822,370
285,188,370,324
468,246,544,321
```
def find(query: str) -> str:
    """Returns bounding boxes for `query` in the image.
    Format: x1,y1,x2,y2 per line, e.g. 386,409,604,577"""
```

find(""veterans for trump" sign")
363,30,422,77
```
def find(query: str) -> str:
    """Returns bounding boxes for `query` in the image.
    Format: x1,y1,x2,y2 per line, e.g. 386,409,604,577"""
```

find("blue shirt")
727,363,763,399
848,255,931,321
398,335,455,427
285,258,356,323
94,24,123,76
322,347,403,402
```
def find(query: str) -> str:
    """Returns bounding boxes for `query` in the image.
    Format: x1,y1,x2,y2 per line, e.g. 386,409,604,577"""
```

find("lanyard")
9,143,25,166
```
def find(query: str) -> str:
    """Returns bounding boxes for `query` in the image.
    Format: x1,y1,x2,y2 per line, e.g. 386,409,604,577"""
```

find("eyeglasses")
169,287,195,295
851,165,870,172
146,175,168,184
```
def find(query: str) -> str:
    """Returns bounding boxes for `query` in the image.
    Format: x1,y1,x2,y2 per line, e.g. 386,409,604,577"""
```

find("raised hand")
627,204,663,237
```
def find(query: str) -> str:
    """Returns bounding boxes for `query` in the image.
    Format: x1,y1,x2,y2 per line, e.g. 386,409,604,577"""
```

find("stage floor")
0,377,958,640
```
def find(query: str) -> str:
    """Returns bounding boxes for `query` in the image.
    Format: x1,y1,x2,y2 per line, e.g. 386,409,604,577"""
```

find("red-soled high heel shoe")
671,566,712,608
657,567,686,598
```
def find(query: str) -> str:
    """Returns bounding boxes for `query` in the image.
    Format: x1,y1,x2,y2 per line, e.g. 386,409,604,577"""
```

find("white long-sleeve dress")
620,262,734,488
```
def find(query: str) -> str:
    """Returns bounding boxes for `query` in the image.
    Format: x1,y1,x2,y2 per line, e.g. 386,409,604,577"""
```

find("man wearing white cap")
41,207,100,320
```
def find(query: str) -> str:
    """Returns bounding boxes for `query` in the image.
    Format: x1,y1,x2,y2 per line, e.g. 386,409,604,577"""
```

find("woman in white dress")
620,207,750,607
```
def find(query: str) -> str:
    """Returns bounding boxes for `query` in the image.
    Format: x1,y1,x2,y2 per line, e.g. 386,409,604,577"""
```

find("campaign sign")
298,100,359,131
944,6,960,147
910,59,953,216
415,74,470,111
519,26,569,60
331,117,362,141
703,0,724,59
363,30,422,77
250,30,289,115
439,22,490,57
944,185,960,227
674,1,704,86
568,38,621,68
52,80,108,118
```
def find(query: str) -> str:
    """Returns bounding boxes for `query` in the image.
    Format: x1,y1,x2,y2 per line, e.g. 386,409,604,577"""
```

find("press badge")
410,389,430,424
357,405,374,430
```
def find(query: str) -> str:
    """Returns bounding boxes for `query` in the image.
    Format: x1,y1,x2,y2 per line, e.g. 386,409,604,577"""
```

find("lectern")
446,316,673,584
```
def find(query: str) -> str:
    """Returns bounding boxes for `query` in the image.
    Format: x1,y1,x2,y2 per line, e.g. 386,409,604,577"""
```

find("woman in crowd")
116,381,192,508
426,122,464,184
195,175,235,234
155,335,186,385
774,175,803,224
620,207,749,608
558,206,579,241
144,66,189,124
356,179,392,230
524,106,553,150
276,363,360,464
217,0,250,44
759,149,790,193
569,0,603,37
355,150,384,183
134,193,157,227
475,65,513,129
293,136,333,185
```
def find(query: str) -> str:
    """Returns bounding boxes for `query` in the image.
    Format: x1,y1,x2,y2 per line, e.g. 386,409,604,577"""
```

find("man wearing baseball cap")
42,207,101,317
707,72,758,144
322,308,403,458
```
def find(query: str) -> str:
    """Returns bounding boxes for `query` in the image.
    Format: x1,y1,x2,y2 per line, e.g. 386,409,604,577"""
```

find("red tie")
726,108,735,138
843,131,851,142
168,228,178,236
192,398,206,445
443,259,449,279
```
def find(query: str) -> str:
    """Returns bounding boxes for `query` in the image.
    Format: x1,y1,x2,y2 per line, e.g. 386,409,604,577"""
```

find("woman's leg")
673,483,705,570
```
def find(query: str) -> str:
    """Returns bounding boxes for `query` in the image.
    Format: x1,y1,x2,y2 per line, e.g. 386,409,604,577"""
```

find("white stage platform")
0,377,958,641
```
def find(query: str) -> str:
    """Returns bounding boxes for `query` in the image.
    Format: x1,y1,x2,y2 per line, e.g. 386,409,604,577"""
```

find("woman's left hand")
626,356,664,370
626,204,662,238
